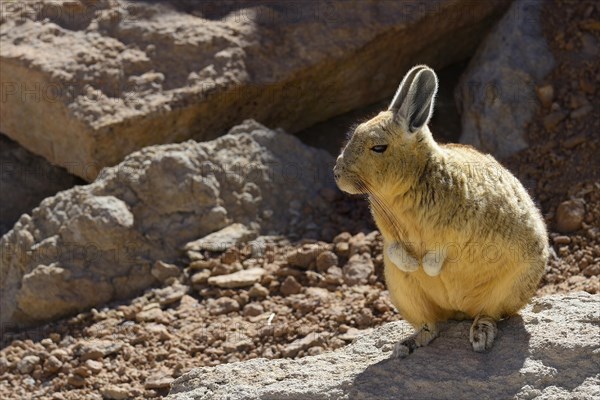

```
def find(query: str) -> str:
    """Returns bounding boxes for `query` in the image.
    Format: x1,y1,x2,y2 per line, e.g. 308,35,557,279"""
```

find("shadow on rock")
350,317,532,399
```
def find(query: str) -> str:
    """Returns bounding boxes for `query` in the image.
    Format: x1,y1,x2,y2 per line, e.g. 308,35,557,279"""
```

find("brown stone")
556,200,585,233
0,1,509,180
207,268,266,289
145,373,174,390
536,84,554,108
151,261,180,282
316,251,339,272
208,297,240,316
280,276,302,296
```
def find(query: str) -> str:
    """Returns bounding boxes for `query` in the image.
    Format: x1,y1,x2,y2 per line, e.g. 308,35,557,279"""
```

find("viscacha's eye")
370,145,388,153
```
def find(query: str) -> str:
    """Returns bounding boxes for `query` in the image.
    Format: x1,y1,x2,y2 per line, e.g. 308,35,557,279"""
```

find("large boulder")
0,120,335,330
168,293,600,400
455,0,555,158
0,0,510,180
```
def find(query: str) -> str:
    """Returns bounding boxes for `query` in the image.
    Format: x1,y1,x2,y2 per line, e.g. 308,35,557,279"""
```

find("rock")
456,0,555,158
325,266,344,286
85,360,103,374
167,293,599,400
580,19,600,31
189,259,219,271
307,347,325,356
0,120,334,331
67,374,86,388
305,287,331,302
243,303,264,317
338,328,374,342
73,365,91,377
221,248,240,265
0,1,508,180
0,135,82,235
101,385,130,400
333,232,352,243
43,355,62,374
543,111,568,131
211,263,240,277
186,251,204,262
343,254,374,286
185,224,257,253
536,84,554,108
281,333,327,358
223,334,254,354
145,373,174,390
190,270,211,285
552,236,571,245
76,340,123,361
286,244,325,269
570,105,594,120
155,283,188,307
151,261,181,282
146,323,172,341
288,296,319,314
248,283,270,299
17,355,40,375
0,357,8,375
207,268,266,289
562,134,587,149
136,304,167,323
316,251,338,272
280,276,302,296
349,233,370,256
334,242,350,258
50,349,69,361
582,265,600,277
556,200,586,233
208,297,240,316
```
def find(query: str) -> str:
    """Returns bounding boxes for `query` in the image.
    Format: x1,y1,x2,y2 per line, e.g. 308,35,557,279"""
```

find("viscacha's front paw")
387,242,419,272
422,248,447,277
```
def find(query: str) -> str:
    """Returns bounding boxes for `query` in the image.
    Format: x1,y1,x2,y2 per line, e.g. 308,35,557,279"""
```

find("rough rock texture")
184,223,257,252
168,293,599,400
0,120,334,330
0,134,83,235
456,0,555,158
0,0,509,179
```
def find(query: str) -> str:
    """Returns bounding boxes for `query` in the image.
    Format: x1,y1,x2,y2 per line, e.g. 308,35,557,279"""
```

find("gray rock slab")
168,293,600,400
455,0,555,158
0,120,334,330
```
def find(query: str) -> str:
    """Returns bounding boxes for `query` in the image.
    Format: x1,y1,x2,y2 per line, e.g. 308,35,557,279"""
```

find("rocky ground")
0,1,599,399
1,197,598,400
506,0,600,295
0,226,399,399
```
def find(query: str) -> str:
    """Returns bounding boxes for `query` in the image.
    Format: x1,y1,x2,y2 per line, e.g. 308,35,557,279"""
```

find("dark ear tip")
416,68,439,93
420,67,438,80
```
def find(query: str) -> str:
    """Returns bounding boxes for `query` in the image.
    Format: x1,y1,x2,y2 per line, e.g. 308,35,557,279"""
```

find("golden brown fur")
334,66,548,355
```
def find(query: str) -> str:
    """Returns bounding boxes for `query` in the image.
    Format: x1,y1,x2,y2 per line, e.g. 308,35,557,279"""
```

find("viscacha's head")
333,65,439,196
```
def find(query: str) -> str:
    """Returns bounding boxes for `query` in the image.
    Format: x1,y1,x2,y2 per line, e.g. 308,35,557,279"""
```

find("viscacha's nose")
333,155,343,180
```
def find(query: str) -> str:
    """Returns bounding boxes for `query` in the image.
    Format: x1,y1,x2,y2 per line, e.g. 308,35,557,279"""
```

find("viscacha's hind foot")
392,323,438,359
469,315,497,352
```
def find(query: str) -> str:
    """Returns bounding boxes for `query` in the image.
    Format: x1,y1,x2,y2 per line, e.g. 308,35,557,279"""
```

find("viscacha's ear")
388,65,427,112
388,65,438,133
